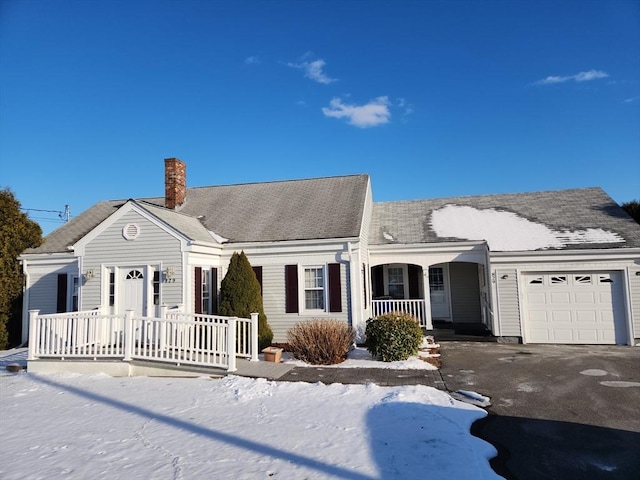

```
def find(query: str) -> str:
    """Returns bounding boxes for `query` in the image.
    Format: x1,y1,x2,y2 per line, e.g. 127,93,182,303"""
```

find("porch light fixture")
165,266,176,280
501,274,509,279
85,269,95,281
636,271,640,276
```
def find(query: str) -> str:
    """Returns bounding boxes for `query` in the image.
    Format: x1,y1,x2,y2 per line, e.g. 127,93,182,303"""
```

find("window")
108,271,115,307
528,276,543,285
126,270,143,280
574,275,592,285
305,267,325,310
388,266,404,299
550,276,567,285
153,271,161,305
72,276,79,311
286,264,341,314
429,267,445,292
202,269,210,313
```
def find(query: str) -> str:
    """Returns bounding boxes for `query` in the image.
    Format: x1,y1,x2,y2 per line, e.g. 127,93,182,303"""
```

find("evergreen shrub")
287,319,355,365
219,251,273,349
365,312,423,362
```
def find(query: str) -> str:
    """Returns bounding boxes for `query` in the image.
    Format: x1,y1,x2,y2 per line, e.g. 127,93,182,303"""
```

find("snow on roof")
430,205,625,252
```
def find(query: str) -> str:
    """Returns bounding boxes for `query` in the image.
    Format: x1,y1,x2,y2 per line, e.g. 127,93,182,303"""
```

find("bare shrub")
287,319,355,365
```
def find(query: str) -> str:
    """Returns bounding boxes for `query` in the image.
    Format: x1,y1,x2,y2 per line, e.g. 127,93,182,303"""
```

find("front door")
122,268,146,316
429,265,451,320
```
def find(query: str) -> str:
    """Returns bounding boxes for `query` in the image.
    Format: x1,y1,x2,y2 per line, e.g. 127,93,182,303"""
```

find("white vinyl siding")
82,211,183,311
250,260,350,343
26,260,79,315
631,268,640,341
496,268,521,337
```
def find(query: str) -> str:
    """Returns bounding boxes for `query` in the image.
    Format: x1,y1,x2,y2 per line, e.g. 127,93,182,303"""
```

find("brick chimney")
164,158,186,209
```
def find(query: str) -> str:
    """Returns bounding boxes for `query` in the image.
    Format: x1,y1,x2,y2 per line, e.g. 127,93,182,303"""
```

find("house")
20,158,640,346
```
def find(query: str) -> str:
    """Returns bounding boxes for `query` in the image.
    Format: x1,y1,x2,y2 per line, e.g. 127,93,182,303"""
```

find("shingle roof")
173,175,370,243
370,187,640,251
24,174,370,254
137,201,216,244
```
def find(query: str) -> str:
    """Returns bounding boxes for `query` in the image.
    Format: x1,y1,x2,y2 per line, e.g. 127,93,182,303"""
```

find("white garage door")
523,271,627,344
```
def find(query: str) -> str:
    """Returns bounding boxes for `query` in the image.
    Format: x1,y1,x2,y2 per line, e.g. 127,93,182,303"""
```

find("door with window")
122,268,146,316
429,265,451,320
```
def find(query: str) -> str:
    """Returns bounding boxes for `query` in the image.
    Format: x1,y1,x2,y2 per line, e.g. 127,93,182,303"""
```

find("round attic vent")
122,223,140,240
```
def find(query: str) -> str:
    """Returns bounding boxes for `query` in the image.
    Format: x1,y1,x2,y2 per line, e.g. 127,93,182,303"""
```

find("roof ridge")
185,173,369,190
374,186,606,205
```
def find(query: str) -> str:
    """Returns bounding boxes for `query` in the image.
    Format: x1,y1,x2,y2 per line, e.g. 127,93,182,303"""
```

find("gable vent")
123,223,140,240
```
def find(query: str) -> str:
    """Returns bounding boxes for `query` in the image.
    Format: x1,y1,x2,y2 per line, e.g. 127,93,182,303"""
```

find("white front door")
122,268,146,316
429,265,451,320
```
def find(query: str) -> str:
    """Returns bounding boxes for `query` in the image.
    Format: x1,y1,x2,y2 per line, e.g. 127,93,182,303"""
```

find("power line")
21,205,71,222
22,208,63,214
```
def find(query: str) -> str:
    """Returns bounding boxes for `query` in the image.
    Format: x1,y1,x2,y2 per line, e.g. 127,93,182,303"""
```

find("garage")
523,271,628,345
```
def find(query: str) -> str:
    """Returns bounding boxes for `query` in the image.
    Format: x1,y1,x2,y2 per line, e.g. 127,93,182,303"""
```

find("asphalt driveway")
439,341,640,480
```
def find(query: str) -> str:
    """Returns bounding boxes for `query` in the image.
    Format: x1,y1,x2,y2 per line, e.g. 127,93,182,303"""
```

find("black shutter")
285,265,298,313
373,265,384,298
211,267,218,314
194,267,202,314
57,273,68,313
408,264,420,299
328,263,342,313
252,266,263,297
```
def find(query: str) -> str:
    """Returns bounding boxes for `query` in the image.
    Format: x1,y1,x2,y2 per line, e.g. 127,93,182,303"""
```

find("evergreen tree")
219,251,273,349
0,189,42,348
621,200,640,225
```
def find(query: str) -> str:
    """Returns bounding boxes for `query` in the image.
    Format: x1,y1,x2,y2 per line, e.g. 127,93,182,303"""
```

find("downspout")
21,258,30,345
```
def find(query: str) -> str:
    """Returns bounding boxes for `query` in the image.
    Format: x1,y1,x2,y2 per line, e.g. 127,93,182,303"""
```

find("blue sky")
1,0,638,236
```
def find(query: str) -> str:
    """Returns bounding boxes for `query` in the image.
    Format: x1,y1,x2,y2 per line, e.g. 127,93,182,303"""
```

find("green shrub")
287,319,355,365
219,251,273,349
365,312,423,362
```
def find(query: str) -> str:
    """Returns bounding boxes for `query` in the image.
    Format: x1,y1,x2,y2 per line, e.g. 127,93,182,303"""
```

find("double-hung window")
387,266,405,299
201,269,211,314
304,267,325,310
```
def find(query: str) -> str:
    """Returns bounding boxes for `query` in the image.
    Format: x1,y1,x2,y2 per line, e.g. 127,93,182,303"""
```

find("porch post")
123,310,134,361
250,313,259,362
159,305,168,351
227,317,237,372
422,267,433,330
27,310,40,361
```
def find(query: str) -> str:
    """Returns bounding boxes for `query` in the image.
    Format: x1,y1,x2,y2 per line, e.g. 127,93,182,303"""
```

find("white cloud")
624,96,639,103
534,69,609,85
396,97,414,116
322,96,391,128
288,54,337,84
244,56,260,65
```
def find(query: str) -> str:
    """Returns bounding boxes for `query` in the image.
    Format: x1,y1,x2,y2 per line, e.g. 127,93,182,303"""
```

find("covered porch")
368,242,492,331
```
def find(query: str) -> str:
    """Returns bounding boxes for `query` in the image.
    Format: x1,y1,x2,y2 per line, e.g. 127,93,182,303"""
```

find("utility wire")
22,208,63,214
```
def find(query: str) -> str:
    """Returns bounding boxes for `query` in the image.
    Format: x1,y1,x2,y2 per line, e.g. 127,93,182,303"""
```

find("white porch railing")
28,309,259,372
371,299,428,328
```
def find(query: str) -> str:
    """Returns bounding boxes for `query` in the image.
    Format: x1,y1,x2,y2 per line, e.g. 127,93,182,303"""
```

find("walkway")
4,348,446,390
234,358,446,389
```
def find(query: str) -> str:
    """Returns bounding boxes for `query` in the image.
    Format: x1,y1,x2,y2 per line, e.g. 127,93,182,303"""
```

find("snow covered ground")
1,349,501,479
